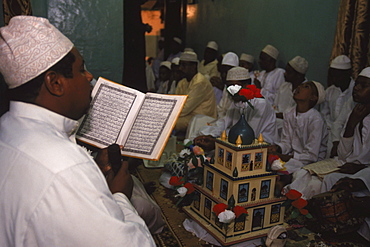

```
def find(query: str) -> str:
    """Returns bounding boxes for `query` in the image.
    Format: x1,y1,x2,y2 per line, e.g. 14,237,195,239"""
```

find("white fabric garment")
213,86,223,105
217,87,234,119
331,98,356,142
277,107,328,174
320,79,355,129
256,68,285,105
166,51,182,63
146,64,156,91
199,98,278,144
157,80,177,94
0,101,155,247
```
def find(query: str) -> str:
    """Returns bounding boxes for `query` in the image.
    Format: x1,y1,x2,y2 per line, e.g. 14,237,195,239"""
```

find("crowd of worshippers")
150,38,370,241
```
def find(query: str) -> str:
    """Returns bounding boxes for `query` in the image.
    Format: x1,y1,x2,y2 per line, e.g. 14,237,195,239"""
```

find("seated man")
156,61,173,94
321,55,355,158
175,51,217,133
198,41,219,80
269,81,327,194
0,16,155,246
254,44,285,105
273,56,308,136
194,67,278,152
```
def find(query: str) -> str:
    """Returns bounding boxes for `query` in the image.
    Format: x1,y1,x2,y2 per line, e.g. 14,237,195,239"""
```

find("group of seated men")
150,38,370,241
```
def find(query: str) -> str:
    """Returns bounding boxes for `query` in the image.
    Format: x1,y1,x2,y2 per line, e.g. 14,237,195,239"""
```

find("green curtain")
2,0,32,25
331,0,370,80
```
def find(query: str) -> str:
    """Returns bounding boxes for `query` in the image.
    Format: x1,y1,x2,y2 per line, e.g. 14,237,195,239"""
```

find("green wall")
187,0,340,86
31,0,124,83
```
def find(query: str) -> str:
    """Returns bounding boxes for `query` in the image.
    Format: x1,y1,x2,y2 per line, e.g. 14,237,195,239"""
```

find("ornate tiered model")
182,134,286,246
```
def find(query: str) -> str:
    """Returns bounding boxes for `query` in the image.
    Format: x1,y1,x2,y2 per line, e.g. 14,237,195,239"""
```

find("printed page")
303,158,341,179
76,77,145,149
121,93,187,160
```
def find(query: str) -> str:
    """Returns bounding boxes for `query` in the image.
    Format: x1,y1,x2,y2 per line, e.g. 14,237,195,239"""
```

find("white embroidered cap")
171,57,180,65
184,47,194,52
289,56,309,74
0,16,74,89
226,66,250,81
160,61,172,70
312,81,326,105
222,52,239,66
173,37,182,45
206,41,218,51
358,67,370,78
180,51,198,63
240,53,254,63
330,55,351,70
262,44,279,60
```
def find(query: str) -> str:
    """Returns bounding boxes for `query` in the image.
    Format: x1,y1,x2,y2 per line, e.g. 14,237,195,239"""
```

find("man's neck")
186,72,197,82
265,65,276,73
295,101,312,113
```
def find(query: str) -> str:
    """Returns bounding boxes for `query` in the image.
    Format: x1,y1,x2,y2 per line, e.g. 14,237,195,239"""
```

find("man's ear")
43,71,65,96
310,94,318,105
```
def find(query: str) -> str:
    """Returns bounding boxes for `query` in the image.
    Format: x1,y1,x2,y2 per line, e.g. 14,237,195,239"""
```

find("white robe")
198,98,278,144
0,102,156,247
277,107,328,174
256,68,285,105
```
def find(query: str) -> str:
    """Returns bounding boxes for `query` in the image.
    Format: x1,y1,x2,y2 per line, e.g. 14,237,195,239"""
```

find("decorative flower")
169,176,184,187
291,198,308,209
227,84,242,95
179,148,191,158
233,206,248,218
175,187,188,197
218,210,236,223
299,208,309,215
192,145,204,156
268,154,280,165
184,182,195,194
271,158,286,171
285,189,302,200
226,84,263,109
213,203,228,216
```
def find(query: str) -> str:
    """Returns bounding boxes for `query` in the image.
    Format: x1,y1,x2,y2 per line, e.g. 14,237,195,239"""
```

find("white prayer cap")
160,61,172,70
180,51,198,63
171,57,180,65
0,16,74,89
262,44,279,60
222,52,239,66
330,55,351,70
206,41,218,51
358,67,370,78
173,37,182,45
289,56,309,74
226,66,250,81
240,53,254,63
184,47,194,52
311,81,325,105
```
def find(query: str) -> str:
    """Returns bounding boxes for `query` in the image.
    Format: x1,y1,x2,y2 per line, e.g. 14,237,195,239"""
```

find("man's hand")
210,76,224,91
338,162,366,174
331,177,366,192
344,103,370,138
330,141,339,158
193,135,216,152
95,147,133,199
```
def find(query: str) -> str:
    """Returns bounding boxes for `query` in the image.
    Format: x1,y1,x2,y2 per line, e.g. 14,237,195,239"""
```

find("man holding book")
0,16,155,246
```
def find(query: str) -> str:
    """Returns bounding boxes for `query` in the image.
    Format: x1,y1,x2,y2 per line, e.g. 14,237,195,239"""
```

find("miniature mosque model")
183,131,286,246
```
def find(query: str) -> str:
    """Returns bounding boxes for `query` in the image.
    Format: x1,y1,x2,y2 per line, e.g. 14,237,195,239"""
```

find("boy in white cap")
239,53,255,78
156,61,173,94
288,67,370,199
175,51,217,132
321,55,355,158
269,81,328,195
273,56,309,137
254,44,285,105
194,66,278,150
0,16,156,246
166,36,183,62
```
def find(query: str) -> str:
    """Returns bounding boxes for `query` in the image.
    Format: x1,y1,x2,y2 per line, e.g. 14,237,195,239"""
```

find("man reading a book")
0,16,155,246
175,51,217,133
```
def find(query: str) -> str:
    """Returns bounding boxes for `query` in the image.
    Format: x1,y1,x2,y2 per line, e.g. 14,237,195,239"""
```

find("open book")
303,158,342,180
76,77,187,160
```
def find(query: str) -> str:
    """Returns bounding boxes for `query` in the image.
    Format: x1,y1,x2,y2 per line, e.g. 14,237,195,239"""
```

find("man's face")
159,66,171,81
179,60,196,79
328,68,351,91
258,52,272,70
220,64,233,84
64,48,93,120
239,60,253,71
293,81,317,103
284,63,298,83
353,76,370,104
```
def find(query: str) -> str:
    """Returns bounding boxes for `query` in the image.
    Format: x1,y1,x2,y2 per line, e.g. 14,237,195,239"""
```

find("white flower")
175,187,188,197
218,210,236,223
179,148,191,158
271,158,286,171
227,85,242,96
